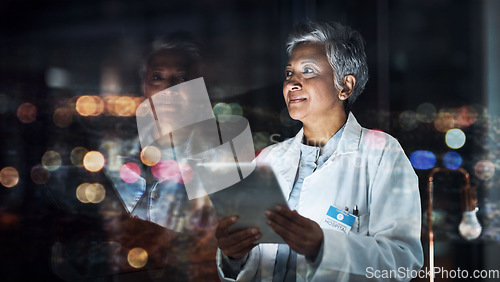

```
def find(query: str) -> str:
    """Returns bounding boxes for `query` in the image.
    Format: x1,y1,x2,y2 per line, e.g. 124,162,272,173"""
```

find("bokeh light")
31,164,50,185
17,102,37,123
443,151,462,170
133,97,146,110
434,109,455,133
76,95,104,116
365,129,386,150
140,145,161,166
76,95,97,116
76,183,91,203
86,183,106,203
42,150,62,171
114,96,136,117
409,150,436,170
0,167,19,188
151,159,181,181
178,163,194,184
120,163,141,183
45,67,70,88
83,151,105,172
474,160,495,181
445,128,466,149
213,102,232,122
416,103,436,123
53,107,74,128
76,183,106,204
104,95,118,115
70,147,88,167
103,95,142,116
93,96,105,116
399,110,418,131
229,103,243,116
128,247,148,268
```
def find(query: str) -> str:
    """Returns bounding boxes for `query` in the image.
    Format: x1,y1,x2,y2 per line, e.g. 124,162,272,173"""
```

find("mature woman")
216,22,423,281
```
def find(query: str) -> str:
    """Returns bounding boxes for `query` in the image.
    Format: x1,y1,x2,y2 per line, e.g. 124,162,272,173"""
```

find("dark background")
1,0,499,281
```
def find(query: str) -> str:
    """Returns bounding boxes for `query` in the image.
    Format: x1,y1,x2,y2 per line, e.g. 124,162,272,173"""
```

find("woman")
216,22,423,281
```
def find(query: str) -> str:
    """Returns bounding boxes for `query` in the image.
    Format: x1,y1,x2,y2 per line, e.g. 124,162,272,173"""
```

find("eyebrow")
286,60,320,67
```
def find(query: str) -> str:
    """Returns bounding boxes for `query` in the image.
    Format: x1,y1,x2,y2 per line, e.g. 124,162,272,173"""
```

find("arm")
315,146,423,281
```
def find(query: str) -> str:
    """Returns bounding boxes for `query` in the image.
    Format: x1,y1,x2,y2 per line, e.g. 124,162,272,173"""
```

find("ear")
338,75,356,101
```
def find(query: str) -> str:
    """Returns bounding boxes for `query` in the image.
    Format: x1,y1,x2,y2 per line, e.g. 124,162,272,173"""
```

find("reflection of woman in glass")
102,33,218,279
216,22,423,281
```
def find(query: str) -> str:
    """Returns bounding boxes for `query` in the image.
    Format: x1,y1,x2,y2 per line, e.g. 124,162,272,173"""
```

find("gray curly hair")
286,22,368,111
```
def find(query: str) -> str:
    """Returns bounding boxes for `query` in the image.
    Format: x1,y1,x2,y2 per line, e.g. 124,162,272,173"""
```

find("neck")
302,111,348,147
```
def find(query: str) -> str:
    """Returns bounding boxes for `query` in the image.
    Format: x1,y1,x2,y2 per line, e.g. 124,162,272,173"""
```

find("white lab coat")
216,113,423,281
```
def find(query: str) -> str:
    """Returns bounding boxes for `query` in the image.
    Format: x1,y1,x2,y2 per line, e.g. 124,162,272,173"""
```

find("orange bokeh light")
76,183,91,203
0,167,19,188
86,183,106,203
140,145,161,166
76,95,104,116
115,96,136,117
83,151,105,172
128,247,148,268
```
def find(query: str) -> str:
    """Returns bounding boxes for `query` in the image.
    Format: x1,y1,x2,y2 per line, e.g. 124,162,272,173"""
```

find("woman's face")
283,43,342,124
143,49,199,99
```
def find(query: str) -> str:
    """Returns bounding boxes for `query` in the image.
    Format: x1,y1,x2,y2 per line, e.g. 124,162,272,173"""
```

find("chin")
287,110,304,122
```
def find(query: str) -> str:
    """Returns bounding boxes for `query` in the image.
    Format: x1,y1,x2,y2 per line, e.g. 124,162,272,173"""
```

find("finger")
265,210,301,233
266,218,301,246
229,243,258,259
219,227,259,249
215,216,238,238
266,219,315,254
224,232,261,256
274,205,307,223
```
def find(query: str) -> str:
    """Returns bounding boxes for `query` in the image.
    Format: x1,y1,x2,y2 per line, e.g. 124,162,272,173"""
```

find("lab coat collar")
336,112,362,155
288,112,362,156
274,112,362,197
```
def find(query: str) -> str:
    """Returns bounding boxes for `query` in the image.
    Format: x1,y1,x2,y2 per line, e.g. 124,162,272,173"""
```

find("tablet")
208,165,287,244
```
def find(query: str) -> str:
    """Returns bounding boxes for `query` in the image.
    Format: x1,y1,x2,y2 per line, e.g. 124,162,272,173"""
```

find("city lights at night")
2,1,500,281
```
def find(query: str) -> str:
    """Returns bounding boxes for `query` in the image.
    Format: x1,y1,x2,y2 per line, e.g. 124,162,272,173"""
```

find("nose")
285,76,302,92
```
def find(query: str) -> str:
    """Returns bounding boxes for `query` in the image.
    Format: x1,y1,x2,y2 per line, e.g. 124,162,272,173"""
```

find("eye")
284,70,292,78
303,67,315,74
151,73,163,82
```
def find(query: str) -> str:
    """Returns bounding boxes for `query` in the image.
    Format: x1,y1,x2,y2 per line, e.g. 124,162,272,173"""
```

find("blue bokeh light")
409,150,436,170
443,151,462,170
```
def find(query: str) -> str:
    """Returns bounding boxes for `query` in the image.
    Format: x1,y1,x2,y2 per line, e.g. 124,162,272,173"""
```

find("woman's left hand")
265,205,323,261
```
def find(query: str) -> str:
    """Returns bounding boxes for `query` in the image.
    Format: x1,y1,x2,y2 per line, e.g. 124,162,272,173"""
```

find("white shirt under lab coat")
216,112,423,281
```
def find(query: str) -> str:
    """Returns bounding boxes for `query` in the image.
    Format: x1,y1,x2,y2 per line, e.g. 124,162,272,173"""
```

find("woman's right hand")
215,216,261,259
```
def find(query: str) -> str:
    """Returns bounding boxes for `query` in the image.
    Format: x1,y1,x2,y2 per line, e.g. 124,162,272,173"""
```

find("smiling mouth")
289,96,307,104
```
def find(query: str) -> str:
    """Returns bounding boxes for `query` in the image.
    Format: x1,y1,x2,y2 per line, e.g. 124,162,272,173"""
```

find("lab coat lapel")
335,112,362,155
273,129,302,200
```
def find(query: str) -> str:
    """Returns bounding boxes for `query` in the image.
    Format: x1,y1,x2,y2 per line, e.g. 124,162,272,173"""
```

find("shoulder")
359,128,403,152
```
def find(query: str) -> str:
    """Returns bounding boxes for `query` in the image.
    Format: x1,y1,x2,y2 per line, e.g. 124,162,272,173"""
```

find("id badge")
323,206,357,234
